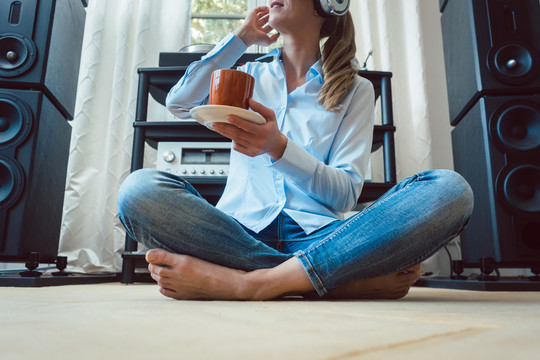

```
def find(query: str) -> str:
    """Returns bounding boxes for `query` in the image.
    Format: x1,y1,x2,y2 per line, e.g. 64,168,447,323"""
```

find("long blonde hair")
318,13,358,112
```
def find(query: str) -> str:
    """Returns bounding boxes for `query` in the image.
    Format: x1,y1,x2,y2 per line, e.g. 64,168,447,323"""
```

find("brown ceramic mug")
209,69,255,109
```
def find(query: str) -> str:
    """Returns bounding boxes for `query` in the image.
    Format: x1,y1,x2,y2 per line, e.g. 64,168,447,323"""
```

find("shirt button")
276,174,282,180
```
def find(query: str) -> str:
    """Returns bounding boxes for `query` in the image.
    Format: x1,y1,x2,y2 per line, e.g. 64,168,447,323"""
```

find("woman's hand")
233,6,280,47
211,99,288,161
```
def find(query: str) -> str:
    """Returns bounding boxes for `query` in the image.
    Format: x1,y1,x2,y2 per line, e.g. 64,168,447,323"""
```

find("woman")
118,1,473,300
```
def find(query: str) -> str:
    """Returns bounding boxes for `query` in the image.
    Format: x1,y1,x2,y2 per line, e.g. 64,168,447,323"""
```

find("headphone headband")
314,0,350,17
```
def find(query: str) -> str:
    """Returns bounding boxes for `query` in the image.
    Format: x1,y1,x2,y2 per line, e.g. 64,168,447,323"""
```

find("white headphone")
314,0,350,17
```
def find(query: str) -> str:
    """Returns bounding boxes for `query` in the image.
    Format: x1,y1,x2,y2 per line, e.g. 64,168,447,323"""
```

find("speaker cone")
0,94,32,148
0,156,24,210
0,34,36,77
491,102,540,152
497,165,540,214
488,42,538,84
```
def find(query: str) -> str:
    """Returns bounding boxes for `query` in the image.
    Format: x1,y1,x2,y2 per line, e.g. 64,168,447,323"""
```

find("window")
191,0,248,45
190,0,278,52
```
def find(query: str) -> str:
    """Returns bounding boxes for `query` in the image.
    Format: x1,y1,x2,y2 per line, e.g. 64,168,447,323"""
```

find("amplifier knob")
191,169,196,174
200,169,206,174
209,169,215,175
163,151,175,163
219,169,225,175
181,169,187,175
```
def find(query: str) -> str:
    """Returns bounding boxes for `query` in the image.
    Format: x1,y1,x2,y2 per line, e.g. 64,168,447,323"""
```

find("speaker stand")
0,253,119,287
0,272,120,287
415,276,540,291
416,258,540,291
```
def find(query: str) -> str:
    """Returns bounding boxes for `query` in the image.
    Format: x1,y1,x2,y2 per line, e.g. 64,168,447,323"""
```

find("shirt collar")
308,60,323,82
256,48,323,83
255,47,281,61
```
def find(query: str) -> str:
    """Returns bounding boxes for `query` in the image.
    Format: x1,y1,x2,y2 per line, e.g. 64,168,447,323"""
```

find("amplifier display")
157,142,231,178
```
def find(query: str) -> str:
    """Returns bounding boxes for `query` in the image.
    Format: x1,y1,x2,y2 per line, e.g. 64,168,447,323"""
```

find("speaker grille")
490,102,540,152
0,33,36,77
488,42,538,84
0,94,32,148
0,155,24,209
497,165,540,214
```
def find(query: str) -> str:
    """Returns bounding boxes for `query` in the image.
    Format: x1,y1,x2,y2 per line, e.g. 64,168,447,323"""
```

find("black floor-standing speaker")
0,0,86,267
451,95,540,268
0,89,71,263
441,0,540,275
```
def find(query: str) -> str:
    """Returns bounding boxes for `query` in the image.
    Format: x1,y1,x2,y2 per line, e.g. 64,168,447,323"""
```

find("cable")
361,50,374,70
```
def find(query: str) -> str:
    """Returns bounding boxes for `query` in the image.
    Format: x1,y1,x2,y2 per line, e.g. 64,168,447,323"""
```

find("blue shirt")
166,33,374,235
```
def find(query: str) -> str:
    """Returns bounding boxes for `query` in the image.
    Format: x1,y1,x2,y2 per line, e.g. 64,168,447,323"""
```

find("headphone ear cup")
313,0,328,17
314,0,350,17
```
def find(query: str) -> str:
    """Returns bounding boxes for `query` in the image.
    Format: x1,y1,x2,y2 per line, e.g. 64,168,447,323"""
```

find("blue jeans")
118,168,473,296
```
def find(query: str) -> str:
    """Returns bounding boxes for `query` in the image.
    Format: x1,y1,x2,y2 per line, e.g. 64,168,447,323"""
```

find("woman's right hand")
233,6,280,47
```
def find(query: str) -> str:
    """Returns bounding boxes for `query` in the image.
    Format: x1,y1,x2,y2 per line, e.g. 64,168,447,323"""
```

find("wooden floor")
1,282,539,359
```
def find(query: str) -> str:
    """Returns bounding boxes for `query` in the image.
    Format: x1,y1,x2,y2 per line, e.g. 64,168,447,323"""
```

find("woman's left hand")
211,99,288,161
233,6,280,47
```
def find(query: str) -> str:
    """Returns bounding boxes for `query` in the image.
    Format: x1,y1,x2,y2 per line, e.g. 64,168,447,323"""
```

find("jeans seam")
295,250,327,296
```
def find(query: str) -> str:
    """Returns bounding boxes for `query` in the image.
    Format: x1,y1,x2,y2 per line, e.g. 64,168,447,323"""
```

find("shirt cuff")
202,33,248,68
270,139,318,182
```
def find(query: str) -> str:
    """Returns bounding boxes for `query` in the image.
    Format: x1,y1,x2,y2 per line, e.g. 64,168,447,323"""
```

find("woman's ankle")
241,258,315,300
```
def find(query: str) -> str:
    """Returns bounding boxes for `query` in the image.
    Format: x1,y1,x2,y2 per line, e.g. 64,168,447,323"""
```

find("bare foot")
146,248,421,301
318,264,423,300
146,249,250,300
145,248,314,301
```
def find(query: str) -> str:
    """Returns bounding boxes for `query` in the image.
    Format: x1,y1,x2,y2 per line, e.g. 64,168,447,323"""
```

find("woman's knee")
118,169,200,220
117,169,162,219
430,169,474,219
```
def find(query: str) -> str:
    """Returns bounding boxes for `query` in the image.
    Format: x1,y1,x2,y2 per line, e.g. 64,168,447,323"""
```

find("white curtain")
59,0,191,273
60,0,455,274
351,0,453,180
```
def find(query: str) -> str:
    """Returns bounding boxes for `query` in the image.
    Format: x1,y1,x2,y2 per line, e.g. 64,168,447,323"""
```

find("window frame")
190,0,269,52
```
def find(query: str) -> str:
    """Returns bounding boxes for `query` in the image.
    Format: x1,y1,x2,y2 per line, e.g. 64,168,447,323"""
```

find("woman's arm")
166,7,279,117
165,34,246,115
272,78,375,213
